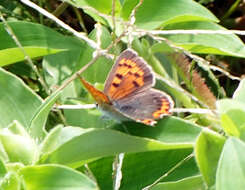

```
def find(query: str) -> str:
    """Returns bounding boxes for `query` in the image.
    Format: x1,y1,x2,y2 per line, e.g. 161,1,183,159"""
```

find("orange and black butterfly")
79,49,174,126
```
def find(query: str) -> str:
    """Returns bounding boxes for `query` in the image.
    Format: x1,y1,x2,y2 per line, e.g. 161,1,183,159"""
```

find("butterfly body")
79,49,174,126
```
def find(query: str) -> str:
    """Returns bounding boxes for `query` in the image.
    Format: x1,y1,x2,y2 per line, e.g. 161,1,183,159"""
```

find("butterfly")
78,49,174,126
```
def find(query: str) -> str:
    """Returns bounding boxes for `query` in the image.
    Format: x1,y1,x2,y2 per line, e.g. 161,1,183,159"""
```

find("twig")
95,23,102,49
136,29,245,36
172,108,216,115
55,104,96,109
127,0,144,47
0,12,50,94
20,0,99,49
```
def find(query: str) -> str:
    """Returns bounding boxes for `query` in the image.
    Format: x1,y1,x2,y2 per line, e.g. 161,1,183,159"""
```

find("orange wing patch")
152,98,171,119
78,75,110,105
108,58,145,100
138,119,156,126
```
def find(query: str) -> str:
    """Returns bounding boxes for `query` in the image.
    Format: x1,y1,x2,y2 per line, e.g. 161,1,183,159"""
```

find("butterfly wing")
113,89,174,126
104,49,155,100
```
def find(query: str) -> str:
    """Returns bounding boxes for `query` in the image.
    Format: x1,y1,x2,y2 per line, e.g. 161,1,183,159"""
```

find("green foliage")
0,0,245,189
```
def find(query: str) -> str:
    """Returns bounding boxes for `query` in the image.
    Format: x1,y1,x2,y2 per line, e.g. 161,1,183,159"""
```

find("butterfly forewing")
104,49,155,101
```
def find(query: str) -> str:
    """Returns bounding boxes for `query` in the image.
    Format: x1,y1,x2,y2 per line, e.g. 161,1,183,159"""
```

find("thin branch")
55,104,96,109
136,29,245,36
127,0,144,47
172,108,216,115
20,0,99,49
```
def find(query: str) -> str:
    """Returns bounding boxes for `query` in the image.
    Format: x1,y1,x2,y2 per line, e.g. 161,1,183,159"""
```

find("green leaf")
0,127,38,165
63,0,121,15
0,47,63,67
151,175,205,190
217,99,245,114
164,21,245,57
20,164,98,190
0,68,42,129
221,109,245,138
88,156,114,190
64,108,113,128
119,150,196,190
121,0,218,29
217,99,245,137
233,78,245,103
216,137,245,190
123,116,201,144
29,90,61,140
41,127,193,167
195,129,225,187
0,171,21,190
0,159,7,177
0,21,80,50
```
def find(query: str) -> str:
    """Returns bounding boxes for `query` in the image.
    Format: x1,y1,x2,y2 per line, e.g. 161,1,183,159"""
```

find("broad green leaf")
0,47,63,67
0,22,80,50
122,116,201,144
0,68,42,129
0,129,38,165
233,78,245,103
217,99,245,137
164,21,245,58
40,126,86,155
195,129,225,187
29,90,61,140
88,156,114,190
0,171,20,190
216,137,245,190
217,99,245,114
121,0,218,29
8,120,30,137
151,175,205,190
40,127,193,167
63,0,121,15
221,109,245,138
119,150,196,190
40,125,63,155
20,164,98,190
64,108,114,128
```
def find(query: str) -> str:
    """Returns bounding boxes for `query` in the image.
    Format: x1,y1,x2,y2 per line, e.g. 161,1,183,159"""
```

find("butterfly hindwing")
112,89,174,126
104,49,155,100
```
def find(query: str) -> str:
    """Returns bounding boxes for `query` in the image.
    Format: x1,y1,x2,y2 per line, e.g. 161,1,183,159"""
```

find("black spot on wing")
112,83,119,87
116,73,123,79
133,81,140,87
